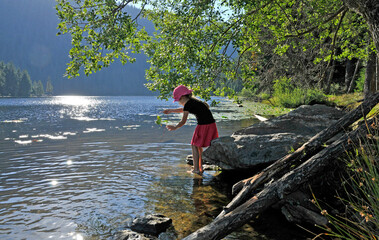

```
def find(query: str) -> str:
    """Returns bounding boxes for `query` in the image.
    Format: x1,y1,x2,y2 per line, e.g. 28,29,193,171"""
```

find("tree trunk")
364,49,377,97
376,55,379,91
221,92,379,220
347,59,361,93
345,59,354,92
182,118,376,240
325,60,335,94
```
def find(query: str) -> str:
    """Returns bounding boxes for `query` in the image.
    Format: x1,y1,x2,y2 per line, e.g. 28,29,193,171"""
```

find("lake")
0,96,305,240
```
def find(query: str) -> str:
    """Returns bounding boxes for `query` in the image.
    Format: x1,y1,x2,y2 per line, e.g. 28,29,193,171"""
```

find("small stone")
130,214,172,236
113,229,157,240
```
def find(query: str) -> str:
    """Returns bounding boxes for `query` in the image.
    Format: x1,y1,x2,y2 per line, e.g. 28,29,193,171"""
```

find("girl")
163,85,218,175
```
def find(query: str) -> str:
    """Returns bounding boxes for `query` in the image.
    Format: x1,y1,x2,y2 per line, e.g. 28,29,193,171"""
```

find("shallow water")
0,96,306,240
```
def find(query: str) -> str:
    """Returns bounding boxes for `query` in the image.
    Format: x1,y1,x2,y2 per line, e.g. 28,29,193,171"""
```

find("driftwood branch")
216,92,379,219
183,117,376,240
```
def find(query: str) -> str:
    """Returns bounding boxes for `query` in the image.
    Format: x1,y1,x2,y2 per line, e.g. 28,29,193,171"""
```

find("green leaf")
155,115,162,126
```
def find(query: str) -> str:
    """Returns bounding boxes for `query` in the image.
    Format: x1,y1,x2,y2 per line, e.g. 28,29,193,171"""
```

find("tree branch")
285,5,348,38
321,8,348,90
208,1,273,55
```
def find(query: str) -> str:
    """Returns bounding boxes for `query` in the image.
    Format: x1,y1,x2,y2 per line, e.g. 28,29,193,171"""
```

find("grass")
240,91,378,118
326,92,379,119
312,117,379,240
327,92,364,110
240,98,292,117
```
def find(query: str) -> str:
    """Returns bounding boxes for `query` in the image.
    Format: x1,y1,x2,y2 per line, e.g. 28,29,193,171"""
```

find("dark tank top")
183,98,215,125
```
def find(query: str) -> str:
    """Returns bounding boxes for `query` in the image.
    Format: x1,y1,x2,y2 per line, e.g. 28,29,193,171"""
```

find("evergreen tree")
45,76,53,95
37,80,45,96
18,70,32,97
32,80,44,96
0,63,5,96
3,63,19,96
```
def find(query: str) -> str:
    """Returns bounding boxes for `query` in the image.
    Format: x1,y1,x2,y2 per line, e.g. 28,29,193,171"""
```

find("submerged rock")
114,214,173,240
114,229,158,240
203,104,344,170
130,214,172,236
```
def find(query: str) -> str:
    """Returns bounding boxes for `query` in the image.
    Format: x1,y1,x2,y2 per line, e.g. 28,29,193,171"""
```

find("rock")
113,229,157,240
130,214,172,236
203,104,344,170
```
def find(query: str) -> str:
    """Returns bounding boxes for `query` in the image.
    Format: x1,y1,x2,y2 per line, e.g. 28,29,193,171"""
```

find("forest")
0,61,52,97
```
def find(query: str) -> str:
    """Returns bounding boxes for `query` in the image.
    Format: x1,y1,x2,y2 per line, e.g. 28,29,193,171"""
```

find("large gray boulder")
203,104,344,170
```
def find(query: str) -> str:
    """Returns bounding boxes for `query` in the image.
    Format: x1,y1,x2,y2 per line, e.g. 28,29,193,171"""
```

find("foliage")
270,77,327,108
313,117,379,239
55,0,374,100
55,0,149,77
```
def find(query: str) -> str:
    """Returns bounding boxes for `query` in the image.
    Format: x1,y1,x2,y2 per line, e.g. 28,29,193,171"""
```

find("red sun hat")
173,85,193,102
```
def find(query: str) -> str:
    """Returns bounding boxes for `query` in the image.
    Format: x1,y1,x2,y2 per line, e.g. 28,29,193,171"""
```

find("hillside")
0,0,154,96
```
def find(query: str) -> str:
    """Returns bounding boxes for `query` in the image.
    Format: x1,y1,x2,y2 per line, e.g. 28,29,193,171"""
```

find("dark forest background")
0,0,154,96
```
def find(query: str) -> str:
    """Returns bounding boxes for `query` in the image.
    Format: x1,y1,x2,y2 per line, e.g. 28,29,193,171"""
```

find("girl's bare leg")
191,145,200,173
198,147,203,173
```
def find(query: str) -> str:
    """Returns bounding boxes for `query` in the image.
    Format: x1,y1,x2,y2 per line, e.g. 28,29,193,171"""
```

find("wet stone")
130,214,173,236
113,229,157,240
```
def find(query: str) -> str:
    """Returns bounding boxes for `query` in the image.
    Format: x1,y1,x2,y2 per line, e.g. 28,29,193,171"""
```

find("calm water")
0,96,306,240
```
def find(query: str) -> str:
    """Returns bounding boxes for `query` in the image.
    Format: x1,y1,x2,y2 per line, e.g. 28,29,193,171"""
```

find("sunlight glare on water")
53,95,97,106
0,96,293,240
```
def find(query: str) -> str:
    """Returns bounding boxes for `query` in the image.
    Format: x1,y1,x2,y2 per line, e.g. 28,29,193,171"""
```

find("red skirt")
191,122,219,147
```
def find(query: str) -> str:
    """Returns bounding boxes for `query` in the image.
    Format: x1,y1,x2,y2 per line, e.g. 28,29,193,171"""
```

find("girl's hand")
166,125,177,131
163,109,171,114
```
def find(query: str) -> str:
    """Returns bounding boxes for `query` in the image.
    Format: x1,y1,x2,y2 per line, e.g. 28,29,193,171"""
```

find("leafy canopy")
56,0,371,100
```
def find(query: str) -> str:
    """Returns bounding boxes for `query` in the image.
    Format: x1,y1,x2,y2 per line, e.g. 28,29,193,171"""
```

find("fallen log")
182,117,376,240
217,92,379,219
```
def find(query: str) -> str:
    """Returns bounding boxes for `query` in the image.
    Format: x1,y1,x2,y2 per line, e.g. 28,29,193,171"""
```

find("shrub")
271,77,327,108
240,87,255,98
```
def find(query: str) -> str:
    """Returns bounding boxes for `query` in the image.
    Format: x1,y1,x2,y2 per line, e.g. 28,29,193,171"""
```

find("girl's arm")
163,108,183,114
166,111,189,131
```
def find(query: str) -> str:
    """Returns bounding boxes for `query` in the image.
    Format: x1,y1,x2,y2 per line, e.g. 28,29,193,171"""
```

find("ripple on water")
1,96,288,240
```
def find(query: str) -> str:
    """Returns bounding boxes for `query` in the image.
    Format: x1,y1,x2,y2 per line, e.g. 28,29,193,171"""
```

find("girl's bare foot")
187,169,203,175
